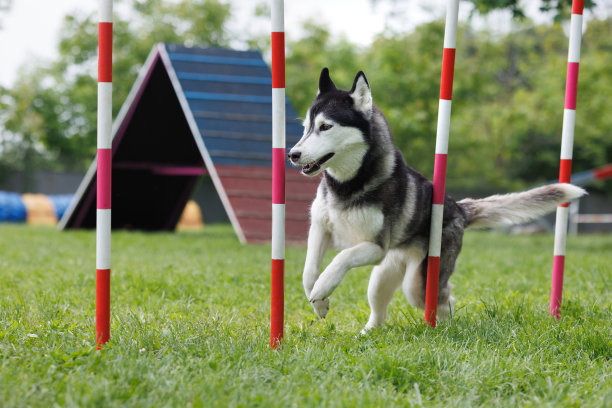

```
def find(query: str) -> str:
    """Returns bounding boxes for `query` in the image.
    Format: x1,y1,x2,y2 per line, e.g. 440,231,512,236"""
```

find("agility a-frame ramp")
59,43,318,244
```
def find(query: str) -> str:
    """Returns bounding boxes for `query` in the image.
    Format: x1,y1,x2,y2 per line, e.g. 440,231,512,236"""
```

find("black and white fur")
288,68,586,332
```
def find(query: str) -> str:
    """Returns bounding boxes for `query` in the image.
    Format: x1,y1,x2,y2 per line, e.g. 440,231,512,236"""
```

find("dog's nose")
288,151,301,163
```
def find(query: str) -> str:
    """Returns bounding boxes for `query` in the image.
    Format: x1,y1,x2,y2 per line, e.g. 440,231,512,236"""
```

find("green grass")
0,224,610,407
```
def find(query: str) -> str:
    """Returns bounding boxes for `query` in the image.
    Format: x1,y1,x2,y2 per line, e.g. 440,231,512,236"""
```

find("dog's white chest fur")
326,205,384,249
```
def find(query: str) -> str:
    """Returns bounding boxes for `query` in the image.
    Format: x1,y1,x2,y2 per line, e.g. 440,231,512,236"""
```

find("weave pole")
270,0,286,349
550,0,585,319
424,0,459,327
96,0,113,349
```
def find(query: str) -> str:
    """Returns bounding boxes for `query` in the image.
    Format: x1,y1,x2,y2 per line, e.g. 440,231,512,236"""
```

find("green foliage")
0,0,233,178
364,24,447,178
537,0,596,21
0,71,56,189
285,22,363,120
1,2,611,193
468,0,531,19
447,0,595,21
0,224,610,407
284,18,612,191
372,0,596,21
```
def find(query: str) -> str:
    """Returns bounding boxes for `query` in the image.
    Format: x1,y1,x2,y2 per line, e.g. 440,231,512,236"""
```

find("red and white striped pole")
550,0,584,319
96,0,113,348
424,0,459,327
270,0,285,349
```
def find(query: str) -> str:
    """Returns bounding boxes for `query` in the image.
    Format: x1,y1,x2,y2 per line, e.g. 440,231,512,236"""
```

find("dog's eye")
319,124,333,132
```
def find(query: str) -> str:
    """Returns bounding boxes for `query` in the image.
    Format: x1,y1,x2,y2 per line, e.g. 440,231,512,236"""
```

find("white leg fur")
302,221,331,299
401,247,427,310
309,241,385,318
363,250,406,333
436,295,455,321
401,249,456,322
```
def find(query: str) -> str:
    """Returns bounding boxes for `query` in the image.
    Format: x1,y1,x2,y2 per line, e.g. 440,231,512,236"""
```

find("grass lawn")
0,223,610,407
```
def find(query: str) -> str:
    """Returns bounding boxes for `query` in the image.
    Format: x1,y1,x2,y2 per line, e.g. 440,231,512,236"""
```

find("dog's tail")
459,183,586,229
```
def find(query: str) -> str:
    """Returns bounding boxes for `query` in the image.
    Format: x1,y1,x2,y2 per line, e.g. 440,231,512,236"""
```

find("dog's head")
288,68,372,179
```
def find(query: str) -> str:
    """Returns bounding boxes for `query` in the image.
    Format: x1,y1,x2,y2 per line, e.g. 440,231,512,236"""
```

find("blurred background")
0,0,610,233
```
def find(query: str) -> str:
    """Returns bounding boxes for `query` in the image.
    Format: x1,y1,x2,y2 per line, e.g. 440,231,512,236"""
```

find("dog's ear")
349,71,372,119
318,67,337,95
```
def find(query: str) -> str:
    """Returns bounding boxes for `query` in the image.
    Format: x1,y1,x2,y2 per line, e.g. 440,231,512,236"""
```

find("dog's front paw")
310,298,330,319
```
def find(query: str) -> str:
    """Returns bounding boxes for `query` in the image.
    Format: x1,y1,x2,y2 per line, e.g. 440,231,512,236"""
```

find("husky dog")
288,68,585,332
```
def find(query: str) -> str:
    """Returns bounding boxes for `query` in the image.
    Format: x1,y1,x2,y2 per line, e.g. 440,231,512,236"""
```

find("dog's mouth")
302,153,335,175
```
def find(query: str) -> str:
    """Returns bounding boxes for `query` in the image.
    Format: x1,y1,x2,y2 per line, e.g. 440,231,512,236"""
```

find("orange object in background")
21,194,57,226
176,200,204,231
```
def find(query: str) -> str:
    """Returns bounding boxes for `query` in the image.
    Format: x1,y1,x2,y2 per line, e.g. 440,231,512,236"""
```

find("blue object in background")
0,191,27,222
48,194,74,220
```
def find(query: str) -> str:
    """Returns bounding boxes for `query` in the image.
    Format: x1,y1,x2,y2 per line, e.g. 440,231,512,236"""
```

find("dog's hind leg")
435,221,464,320
363,250,406,333
402,257,456,321
402,227,462,322
410,223,463,321
401,247,428,311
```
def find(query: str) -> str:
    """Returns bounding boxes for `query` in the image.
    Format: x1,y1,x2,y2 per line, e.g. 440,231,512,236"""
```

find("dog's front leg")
303,221,331,298
309,241,385,318
303,221,331,317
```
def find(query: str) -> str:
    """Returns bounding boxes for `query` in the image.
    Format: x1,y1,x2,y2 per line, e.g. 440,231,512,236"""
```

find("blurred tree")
285,17,612,191
0,69,52,190
362,23,446,177
466,0,596,20
1,0,610,194
285,22,362,118
0,0,233,177
452,18,611,191
371,0,596,20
